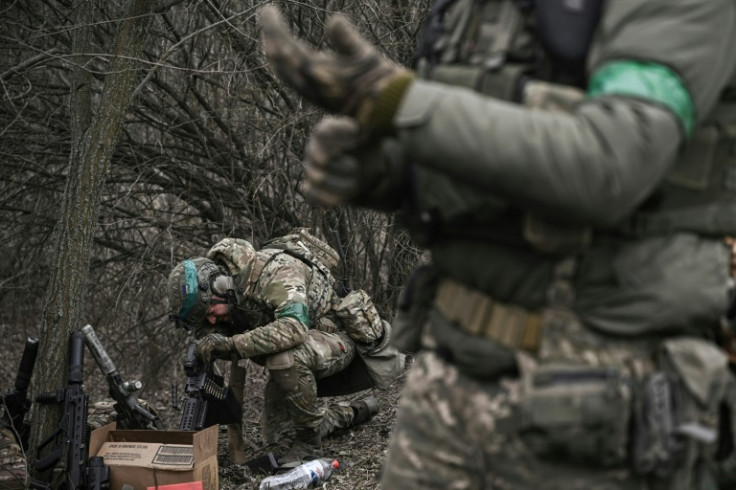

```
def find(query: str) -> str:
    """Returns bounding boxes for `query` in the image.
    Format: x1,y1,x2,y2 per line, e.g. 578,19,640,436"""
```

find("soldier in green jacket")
168,233,403,464
260,0,736,488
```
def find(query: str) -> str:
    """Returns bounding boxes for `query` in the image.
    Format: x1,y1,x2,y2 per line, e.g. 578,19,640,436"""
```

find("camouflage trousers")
0,428,27,490
380,350,637,490
380,348,723,490
261,329,356,444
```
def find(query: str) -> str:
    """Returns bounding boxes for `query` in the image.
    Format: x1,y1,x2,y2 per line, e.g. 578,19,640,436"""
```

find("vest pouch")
629,115,736,236
517,363,632,467
334,289,384,345
334,289,403,389
355,321,404,390
634,338,728,485
630,371,686,478
431,63,529,101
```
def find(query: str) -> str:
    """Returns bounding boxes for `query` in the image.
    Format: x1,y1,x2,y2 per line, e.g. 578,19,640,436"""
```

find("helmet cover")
167,257,228,329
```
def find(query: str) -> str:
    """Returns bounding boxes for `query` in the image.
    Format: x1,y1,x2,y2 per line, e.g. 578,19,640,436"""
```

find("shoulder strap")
245,249,281,296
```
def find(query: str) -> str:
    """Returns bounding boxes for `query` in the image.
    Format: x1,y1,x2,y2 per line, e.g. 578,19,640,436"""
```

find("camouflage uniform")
86,399,119,431
258,0,736,488
203,238,398,445
0,428,26,490
370,1,736,488
86,397,158,431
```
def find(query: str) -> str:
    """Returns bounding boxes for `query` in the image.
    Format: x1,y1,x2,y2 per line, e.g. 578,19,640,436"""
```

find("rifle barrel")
13,337,39,393
69,331,84,384
82,324,116,376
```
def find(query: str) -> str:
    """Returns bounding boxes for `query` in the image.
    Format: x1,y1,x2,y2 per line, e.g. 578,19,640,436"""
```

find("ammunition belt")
434,278,543,352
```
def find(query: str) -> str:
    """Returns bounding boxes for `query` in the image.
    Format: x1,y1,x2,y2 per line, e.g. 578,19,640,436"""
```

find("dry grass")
213,363,409,490
0,332,408,490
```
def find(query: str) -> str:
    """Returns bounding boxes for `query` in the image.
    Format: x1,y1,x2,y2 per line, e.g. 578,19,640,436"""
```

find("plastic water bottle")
258,458,339,489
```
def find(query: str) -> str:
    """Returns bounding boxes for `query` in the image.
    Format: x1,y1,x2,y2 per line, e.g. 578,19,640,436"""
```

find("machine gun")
81,324,165,431
33,330,110,490
1,336,39,451
179,339,242,431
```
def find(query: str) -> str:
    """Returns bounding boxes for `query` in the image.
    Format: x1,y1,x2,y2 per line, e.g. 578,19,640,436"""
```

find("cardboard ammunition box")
89,424,218,490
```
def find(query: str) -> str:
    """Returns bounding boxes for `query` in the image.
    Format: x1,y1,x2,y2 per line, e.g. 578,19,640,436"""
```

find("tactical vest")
244,230,338,321
260,228,340,280
415,0,736,249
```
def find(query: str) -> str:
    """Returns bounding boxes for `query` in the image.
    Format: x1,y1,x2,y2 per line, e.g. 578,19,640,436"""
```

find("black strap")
415,0,460,69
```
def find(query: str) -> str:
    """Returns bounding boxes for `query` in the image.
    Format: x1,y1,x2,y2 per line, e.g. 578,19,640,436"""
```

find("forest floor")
155,361,410,490
0,334,409,490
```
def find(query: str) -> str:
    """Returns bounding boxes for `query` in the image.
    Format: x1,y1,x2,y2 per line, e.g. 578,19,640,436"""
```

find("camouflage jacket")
376,0,736,338
205,238,336,359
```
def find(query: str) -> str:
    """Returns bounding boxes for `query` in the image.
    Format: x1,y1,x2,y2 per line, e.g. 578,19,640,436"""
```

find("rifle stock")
1,336,39,451
33,330,110,490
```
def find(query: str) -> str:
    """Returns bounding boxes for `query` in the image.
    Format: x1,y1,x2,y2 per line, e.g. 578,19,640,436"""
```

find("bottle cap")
331,459,339,469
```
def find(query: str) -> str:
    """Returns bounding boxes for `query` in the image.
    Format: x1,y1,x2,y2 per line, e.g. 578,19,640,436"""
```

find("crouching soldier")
167,230,404,465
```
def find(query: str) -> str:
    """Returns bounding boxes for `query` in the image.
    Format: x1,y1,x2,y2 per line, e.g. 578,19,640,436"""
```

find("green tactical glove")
196,333,236,363
259,5,414,137
302,116,387,207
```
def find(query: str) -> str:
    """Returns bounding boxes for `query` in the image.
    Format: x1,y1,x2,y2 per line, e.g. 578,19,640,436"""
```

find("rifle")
1,336,39,451
32,330,110,490
81,324,165,431
179,339,242,431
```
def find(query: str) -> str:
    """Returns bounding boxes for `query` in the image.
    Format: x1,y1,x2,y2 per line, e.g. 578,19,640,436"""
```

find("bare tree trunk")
0,2,428,450
29,0,154,481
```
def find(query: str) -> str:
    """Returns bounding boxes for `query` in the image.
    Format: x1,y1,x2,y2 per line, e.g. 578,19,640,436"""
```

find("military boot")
350,396,380,427
279,427,323,469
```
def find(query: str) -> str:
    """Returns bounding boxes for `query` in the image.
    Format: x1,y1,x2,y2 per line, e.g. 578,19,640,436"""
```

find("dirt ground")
0,332,409,490
160,361,410,490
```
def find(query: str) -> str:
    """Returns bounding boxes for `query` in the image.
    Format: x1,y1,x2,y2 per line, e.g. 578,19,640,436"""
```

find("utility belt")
433,278,543,352
426,276,732,480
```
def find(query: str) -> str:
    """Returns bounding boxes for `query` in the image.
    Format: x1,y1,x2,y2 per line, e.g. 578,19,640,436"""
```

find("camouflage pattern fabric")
0,428,26,490
381,307,723,490
87,397,159,431
207,239,335,359
253,249,334,322
334,289,384,345
382,350,706,490
86,399,118,430
259,0,736,486
207,239,396,442
261,330,357,440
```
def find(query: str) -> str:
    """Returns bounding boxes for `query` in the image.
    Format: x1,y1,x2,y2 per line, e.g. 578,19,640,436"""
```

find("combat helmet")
167,257,235,330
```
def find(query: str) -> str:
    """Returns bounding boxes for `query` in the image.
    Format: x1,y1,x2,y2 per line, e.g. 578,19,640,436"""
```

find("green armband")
588,61,695,138
277,302,310,326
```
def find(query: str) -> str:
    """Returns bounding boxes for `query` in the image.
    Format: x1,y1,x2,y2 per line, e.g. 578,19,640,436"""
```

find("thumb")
259,5,314,74
326,14,374,58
